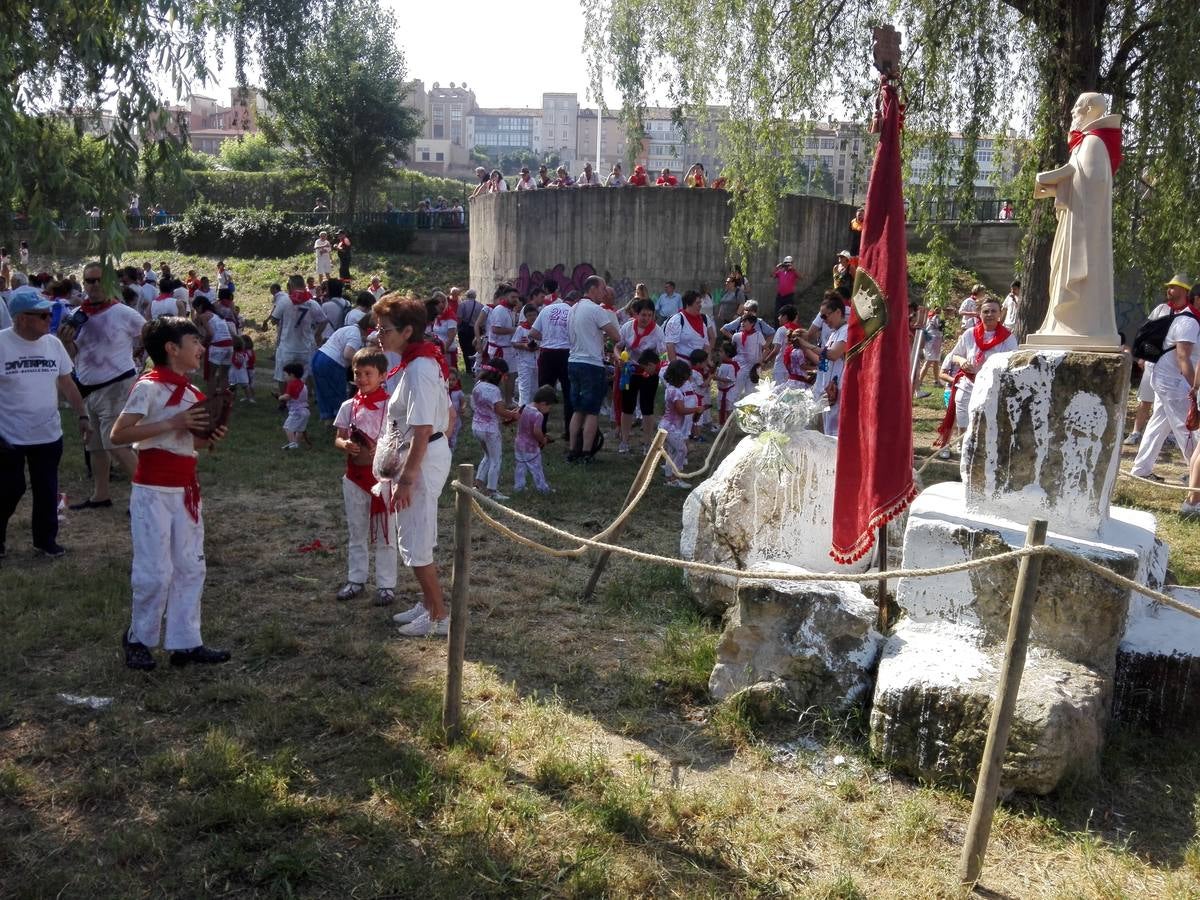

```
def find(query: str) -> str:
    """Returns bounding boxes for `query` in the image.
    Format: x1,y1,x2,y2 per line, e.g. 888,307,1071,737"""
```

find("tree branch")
1102,18,1163,88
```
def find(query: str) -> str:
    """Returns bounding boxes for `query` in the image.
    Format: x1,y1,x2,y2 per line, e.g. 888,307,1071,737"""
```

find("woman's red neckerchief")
681,309,706,337
630,319,656,350
139,366,204,407
386,339,450,382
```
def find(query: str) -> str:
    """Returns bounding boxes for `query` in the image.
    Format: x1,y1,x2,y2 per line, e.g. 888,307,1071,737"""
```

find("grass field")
3,259,1200,896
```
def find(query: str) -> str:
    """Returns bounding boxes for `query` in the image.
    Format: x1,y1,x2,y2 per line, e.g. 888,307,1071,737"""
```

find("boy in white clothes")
110,316,230,671
510,303,540,406
278,362,310,449
332,348,398,606
731,314,765,400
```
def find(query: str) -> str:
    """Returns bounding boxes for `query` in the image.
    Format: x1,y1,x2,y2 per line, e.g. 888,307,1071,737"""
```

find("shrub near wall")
168,203,311,257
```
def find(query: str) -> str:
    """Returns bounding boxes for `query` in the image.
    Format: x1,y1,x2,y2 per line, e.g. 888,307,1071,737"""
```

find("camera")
67,308,88,329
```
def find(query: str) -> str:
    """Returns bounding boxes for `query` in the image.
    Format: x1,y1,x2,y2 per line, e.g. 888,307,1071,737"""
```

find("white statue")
1025,92,1123,352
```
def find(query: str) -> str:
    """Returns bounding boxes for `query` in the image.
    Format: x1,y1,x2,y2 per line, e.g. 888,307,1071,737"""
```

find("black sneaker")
34,543,66,559
169,646,231,667
123,631,156,671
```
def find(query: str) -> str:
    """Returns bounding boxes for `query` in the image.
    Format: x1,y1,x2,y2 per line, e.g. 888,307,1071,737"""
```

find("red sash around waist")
134,448,201,522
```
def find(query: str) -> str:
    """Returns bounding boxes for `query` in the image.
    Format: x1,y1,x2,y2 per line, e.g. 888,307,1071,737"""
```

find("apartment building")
164,87,268,155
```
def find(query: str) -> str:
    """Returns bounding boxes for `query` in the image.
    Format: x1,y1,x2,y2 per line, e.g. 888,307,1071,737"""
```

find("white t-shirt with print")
271,293,326,355
662,384,689,434
0,329,73,445
471,381,503,432
532,300,572,350
72,304,144,386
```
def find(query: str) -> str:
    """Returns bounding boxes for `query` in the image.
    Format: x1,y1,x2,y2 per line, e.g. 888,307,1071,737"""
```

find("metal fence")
2,209,470,234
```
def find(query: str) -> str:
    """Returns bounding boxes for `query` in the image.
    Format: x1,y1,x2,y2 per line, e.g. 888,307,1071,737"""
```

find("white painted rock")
709,566,884,711
870,620,1108,795
962,349,1131,538
1113,587,1200,733
682,429,869,614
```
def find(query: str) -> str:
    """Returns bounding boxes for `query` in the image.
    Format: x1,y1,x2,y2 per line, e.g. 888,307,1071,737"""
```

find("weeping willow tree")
0,0,341,260
584,0,1200,334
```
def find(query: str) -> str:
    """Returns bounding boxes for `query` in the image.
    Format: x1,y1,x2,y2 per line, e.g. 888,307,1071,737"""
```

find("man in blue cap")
0,288,91,559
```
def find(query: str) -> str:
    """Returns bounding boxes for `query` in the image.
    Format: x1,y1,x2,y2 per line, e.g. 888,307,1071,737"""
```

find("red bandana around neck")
352,386,389,415
933,323,1012,447
289,289,313,306
81,299,114,315
386,340,450,382
1068,127,1123,174
681,310,706,337
972,322,1012,366
140,366,204,407
630,319,656,350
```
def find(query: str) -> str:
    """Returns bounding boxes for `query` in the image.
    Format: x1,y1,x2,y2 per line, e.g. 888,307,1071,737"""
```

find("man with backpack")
1129,274,1199,479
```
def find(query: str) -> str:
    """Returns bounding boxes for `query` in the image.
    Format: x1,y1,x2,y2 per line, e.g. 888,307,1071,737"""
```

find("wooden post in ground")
958,517,1049,886
581,428,669,600
876,523,890,632
442,463,474,742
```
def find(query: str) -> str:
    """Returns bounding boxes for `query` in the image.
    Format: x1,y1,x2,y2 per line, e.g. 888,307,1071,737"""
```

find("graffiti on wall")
512,262,637,305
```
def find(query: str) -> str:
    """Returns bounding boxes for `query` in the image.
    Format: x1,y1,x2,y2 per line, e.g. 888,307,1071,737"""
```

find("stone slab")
1113,588,1200,733
709,566,884,711
870,620,1108,795
962,349,1131,538
896,481,1165,673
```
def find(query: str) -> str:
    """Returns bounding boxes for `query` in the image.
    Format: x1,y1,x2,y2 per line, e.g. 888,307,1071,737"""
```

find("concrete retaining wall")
905,222,1023,291
469,189,856,313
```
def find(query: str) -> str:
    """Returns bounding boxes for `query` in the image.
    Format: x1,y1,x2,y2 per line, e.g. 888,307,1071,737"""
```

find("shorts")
621,371,658,416
923,337,943,362
395,437,451,568
229,366,249,386
283,408,310,433
1137,361,1156,403
568,362,606,416
274,349,312,382
85,374,136,451
208,345,233,366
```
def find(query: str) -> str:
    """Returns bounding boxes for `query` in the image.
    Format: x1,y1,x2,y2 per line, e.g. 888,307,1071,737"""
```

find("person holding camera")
58,261,146,511
0,289,91,558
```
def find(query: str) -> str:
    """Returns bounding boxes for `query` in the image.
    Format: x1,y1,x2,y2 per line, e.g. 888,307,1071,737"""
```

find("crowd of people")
5,226,1200,673
470,160,727,196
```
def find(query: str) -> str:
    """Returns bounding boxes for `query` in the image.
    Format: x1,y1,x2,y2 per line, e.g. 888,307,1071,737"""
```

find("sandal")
336,581,365,601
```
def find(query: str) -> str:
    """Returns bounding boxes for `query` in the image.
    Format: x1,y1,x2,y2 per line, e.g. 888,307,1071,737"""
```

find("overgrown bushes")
168,203,310,257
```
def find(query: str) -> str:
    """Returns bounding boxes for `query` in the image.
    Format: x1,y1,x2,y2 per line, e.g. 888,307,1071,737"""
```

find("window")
451,104,462,120
421,151,430,161
819,138,835,149
435,152,444,161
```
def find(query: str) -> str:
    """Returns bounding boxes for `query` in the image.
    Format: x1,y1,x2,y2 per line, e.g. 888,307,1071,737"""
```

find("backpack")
1133,311,1196,362
334,297,352,329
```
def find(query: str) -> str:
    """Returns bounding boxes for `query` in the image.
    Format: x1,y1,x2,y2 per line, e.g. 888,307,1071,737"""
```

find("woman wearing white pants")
1130,312,1200,478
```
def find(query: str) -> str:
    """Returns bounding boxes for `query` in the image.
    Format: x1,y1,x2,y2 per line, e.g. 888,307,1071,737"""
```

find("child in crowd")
229,336,253,402
514,386,556,493
278,362,310,449
18,240,30,269
332,348,398,606
661,359,706,489
243,335,257,399
712,341,739,425
109,315,230,671
447,369,464,451
732,314,765,401
687,348,711,440
915,306,946,398
510,303,539,406
471,360,519,499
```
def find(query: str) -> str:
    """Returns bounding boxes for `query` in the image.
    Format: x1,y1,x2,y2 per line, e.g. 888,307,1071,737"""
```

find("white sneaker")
1124,431,1143,446
282,441,299,450
668,478,692,489
397,611,450,637
392,602,425,625
491,491,509,501
618,443,631,454
915,390,931,399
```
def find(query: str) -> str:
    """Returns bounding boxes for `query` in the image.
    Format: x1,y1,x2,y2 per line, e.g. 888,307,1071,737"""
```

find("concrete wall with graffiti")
468,189,855,315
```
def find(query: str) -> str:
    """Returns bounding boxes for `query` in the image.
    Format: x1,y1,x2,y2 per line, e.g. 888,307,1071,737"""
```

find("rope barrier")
1118,469,1196,495
916,432,965,477
659,414,739,481
452,481,1200,622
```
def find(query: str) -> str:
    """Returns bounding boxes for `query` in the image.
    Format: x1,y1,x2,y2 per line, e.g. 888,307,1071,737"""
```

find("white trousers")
1130,386,1196,476
343,477,398,588
128,485,205,650
514,451,549,491
395,438,451,568
662,429,688,478
473,426,503,491
517,358,538,406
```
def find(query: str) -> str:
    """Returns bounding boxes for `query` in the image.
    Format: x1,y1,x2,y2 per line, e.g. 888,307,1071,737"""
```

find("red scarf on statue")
385,339,450,382
1068,127,1123,174
933,323,1011,448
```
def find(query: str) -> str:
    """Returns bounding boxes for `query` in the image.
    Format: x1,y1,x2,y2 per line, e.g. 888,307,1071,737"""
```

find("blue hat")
8,286,53,315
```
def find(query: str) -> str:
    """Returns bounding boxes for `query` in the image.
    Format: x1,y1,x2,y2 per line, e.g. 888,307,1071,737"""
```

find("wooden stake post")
582,428,669,600
442,463,474,742
959,518,1049,886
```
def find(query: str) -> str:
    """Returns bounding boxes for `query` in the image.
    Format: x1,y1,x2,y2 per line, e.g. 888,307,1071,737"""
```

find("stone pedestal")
709,568,883,711
869,481,1165,795
961,349,1131,538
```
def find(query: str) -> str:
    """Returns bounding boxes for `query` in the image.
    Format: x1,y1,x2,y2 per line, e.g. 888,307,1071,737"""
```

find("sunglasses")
84,276,102,284
25,312,51,320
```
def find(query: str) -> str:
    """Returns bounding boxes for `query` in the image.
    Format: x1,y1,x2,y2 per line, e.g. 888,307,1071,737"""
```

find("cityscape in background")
129,78,1018,207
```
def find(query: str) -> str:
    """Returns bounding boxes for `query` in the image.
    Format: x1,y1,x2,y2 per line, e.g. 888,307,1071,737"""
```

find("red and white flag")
830,80,917,564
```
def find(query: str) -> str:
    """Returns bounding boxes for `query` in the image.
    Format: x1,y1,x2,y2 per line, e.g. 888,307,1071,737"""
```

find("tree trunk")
1015,0,1108,342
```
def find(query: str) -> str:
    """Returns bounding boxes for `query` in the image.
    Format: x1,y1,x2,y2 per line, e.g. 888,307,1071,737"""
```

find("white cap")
783,255,794,264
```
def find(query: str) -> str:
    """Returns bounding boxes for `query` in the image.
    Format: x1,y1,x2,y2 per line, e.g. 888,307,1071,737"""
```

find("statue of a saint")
1025,92,1123,352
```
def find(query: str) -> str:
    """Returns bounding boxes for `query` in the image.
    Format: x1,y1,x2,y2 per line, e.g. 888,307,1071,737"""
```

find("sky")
194,0,615,110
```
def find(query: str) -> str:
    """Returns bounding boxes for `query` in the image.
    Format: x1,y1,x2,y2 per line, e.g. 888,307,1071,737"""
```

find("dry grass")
1,326,1198,896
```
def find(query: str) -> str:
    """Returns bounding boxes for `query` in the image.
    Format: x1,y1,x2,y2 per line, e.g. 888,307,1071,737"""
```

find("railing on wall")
1,209,470,234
